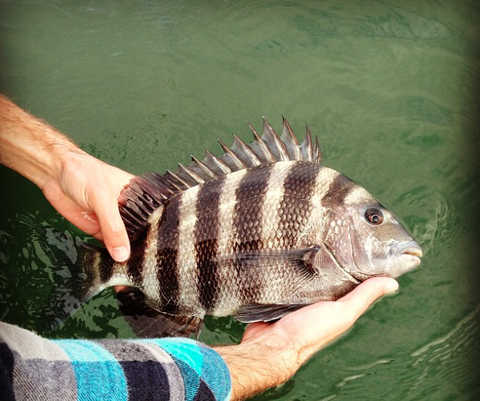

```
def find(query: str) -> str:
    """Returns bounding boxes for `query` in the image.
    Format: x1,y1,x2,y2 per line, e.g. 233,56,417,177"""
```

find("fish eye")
364,208,384,225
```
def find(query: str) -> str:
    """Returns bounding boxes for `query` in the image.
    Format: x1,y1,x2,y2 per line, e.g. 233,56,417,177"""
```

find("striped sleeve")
0,322,231,401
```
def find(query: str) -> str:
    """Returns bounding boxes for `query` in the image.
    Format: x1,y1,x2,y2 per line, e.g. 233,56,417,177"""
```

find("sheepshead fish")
47,118,422,337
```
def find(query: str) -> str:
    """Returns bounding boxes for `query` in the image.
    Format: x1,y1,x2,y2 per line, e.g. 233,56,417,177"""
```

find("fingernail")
384,281,399,294
112,246,129,262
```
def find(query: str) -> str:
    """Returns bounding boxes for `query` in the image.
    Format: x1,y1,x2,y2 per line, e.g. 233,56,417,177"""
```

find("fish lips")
396,240,423,266
349,240,423,282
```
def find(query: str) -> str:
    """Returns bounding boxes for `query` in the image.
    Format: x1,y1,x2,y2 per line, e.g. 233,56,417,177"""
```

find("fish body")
50,118,422,337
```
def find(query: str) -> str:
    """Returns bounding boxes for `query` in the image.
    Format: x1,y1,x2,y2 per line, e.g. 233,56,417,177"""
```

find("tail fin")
42,236,105,332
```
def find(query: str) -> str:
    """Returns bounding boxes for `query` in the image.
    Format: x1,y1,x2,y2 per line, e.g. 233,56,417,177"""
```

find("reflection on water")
1,0,479,400
407,306,480,399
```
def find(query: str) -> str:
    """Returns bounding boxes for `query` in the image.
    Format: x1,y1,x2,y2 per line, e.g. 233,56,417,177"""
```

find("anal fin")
117,289,203,338
235,303,307,323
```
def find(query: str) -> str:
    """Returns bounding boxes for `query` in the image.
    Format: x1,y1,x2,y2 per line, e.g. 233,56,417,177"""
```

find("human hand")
217,277,399,400
42,151,134,262
243,277,398,362
0,95,134,263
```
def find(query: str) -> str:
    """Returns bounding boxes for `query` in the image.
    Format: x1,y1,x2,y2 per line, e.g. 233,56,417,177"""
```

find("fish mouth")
398,241,423,267
345,241,423,282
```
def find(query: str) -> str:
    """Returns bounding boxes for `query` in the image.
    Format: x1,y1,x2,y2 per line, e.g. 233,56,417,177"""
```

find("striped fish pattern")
48,118,422,337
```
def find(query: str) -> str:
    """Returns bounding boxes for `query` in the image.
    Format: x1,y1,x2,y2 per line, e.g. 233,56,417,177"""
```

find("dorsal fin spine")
190,155,218,179
218,139,247,170
232,134,261,167
205,150,232,174
165,170,190,190
262,117,289,161
301,126,314,162
178,163,205,185
247,122,277,162
314,136,322,164
281,115,301,160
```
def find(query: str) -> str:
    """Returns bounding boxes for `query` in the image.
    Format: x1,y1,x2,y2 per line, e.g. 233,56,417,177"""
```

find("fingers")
94,194,131,262
240,277,401,372
293,278,399,361
45,177,130,263
46,151,133,263
336,277,398,323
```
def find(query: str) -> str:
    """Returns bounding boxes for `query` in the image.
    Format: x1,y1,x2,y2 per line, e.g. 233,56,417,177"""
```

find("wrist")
16,126,80,189
242,335,302,380
215,336,301,401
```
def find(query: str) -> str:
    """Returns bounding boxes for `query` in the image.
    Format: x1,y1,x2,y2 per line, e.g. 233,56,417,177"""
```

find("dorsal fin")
119,118,322,239
281,115,300,160
231,134,261,167
218,139,247,170
189,155,217,180
262,117,289,161
247,122,277,163
302,126,314,162
119,172,174,239
177,163,205,185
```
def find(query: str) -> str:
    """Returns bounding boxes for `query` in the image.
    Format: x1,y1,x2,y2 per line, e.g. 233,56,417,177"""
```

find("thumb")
94,193,131,262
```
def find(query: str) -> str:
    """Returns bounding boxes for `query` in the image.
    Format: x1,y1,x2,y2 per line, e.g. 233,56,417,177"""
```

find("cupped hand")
242,277,399,367
42,151,134,262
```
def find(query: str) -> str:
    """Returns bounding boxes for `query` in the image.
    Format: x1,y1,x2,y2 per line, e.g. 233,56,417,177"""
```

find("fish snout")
397,240,423,258
395,240,423,270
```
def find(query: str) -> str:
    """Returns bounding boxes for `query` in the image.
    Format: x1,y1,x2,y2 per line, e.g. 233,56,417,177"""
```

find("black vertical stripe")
156,198,181,314
233,164,275,253
194,177,226,312
283,162,321,200
278,162,321,247
232,164,275,302
126,224,149,286
320,173,356,209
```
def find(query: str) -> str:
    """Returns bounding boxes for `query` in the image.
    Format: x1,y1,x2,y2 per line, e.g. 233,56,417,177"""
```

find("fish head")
322,178,422,281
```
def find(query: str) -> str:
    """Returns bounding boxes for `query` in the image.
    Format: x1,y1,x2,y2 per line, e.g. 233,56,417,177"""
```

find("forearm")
0,94,83,188
215,340,300,401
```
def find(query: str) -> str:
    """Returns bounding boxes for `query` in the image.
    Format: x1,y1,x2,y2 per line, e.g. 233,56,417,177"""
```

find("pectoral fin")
214,246,321,279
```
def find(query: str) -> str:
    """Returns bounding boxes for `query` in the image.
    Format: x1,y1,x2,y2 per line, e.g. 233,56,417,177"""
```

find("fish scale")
44,118,422,338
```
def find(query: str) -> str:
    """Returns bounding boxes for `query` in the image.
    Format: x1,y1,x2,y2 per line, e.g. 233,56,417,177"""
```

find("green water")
1,0,479,399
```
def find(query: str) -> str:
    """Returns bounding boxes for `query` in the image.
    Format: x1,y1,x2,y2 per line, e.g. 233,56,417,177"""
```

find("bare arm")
0,94,133,262
215,277,399,401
